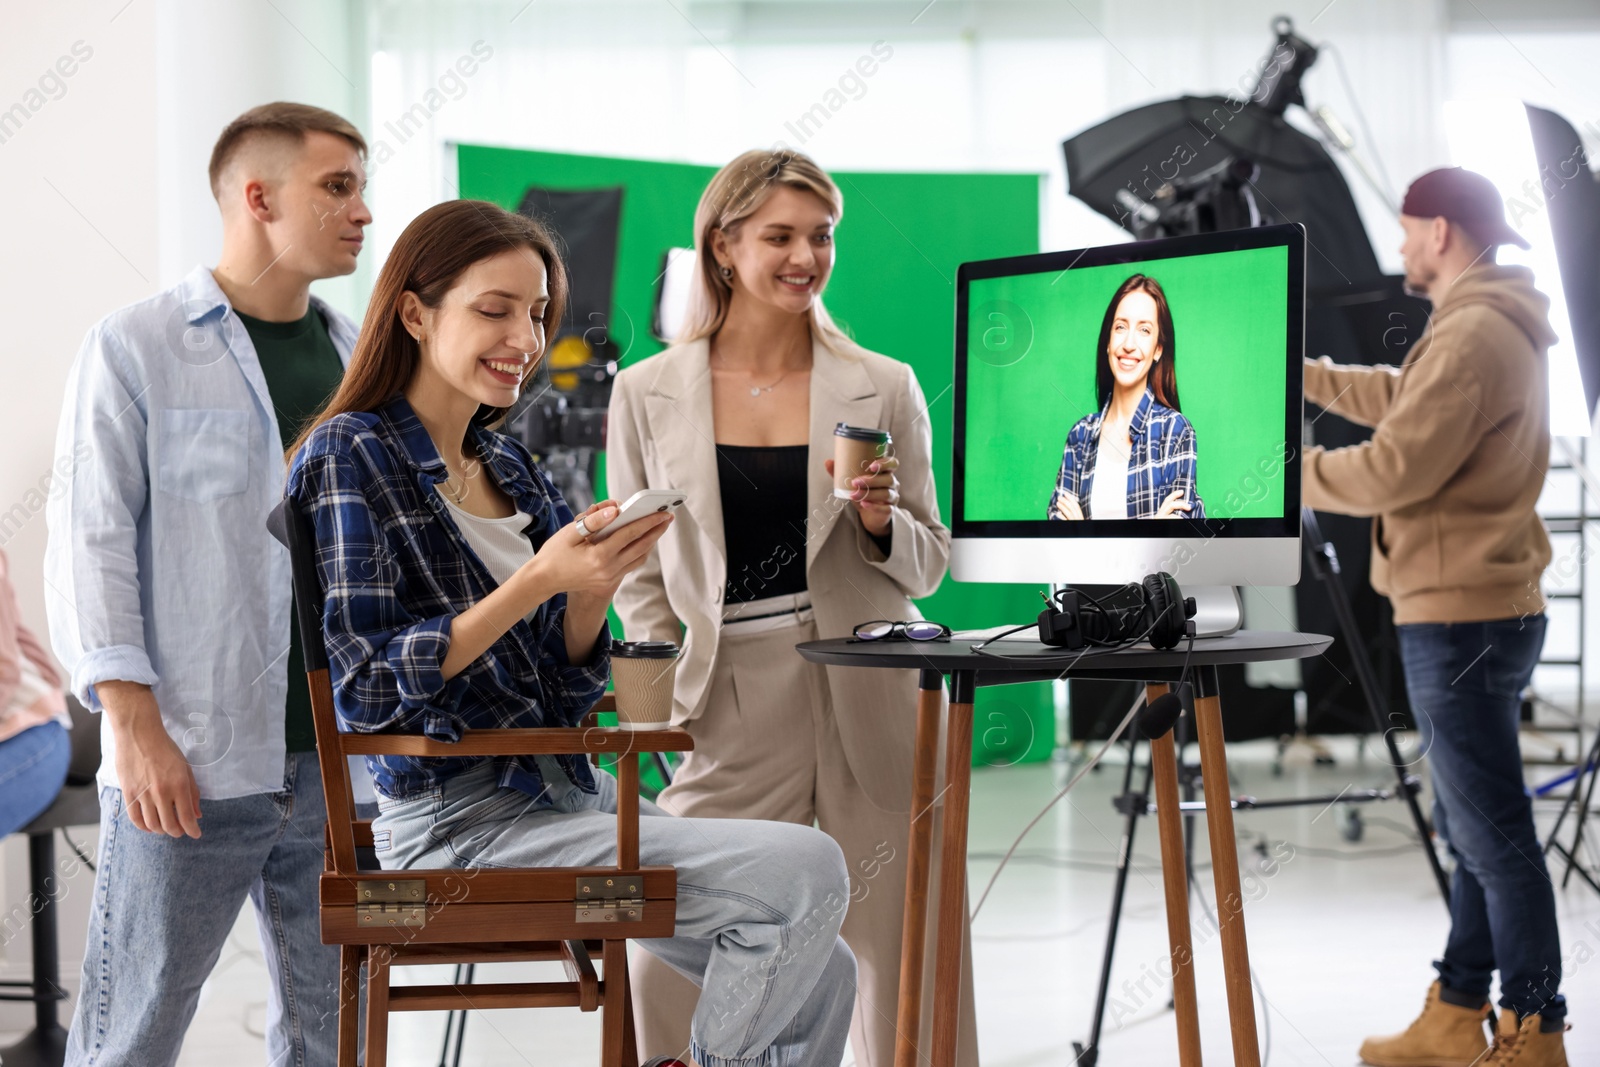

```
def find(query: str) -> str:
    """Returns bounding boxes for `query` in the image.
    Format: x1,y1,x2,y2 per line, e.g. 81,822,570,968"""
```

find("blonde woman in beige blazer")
609,149,978,1067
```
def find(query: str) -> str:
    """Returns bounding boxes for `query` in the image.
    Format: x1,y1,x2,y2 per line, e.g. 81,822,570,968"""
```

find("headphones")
1034,571,1198,741
1036,571,1196,652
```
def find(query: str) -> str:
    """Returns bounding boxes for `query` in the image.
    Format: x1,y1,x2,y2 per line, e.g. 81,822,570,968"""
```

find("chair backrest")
269,497,363,874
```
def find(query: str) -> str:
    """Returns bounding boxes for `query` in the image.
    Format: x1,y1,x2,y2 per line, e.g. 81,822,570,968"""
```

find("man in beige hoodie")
1305,167,1568,1067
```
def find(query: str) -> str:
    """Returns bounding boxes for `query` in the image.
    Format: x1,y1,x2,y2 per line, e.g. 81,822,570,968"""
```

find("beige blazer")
606,335,950,812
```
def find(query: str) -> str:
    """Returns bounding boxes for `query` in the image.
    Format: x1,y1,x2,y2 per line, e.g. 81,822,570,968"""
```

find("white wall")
0,0,359,1026
0,0,159,1020
355,0,1472,278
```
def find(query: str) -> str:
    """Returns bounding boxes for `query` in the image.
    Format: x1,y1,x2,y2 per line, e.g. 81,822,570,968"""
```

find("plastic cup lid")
613,640,680,659
834,423,891,443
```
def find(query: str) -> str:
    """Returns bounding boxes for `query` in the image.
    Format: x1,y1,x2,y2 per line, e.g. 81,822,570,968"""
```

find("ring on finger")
574,516,593,538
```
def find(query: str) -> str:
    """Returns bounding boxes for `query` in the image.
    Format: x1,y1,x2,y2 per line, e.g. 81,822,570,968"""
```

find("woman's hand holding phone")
521,499,673,606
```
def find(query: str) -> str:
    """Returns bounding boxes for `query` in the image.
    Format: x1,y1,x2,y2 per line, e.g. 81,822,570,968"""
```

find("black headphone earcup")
1142,572,1183,649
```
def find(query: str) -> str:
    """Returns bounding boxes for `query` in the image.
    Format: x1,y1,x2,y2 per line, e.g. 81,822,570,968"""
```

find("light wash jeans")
0,720,70,836
372,756,858,1067
66,751,341,1066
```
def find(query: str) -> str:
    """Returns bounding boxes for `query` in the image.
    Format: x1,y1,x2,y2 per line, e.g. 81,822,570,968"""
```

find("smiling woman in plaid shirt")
1046,273,1204,521
284,198,858,1067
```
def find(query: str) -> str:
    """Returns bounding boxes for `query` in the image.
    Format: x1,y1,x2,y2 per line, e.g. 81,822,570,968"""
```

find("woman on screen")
1047,273,1204,520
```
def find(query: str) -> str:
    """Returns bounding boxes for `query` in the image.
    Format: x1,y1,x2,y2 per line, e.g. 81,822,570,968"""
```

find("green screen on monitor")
960,242,1292,525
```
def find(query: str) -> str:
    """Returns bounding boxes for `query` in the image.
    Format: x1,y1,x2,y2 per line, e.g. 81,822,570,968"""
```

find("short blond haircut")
207,102,366,199
679,148,853,354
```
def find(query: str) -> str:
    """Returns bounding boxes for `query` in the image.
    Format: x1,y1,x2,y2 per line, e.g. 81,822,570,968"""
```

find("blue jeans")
373,757,857,1067
66,751,340,1066
1399,615,1565,1022
0,720,70,836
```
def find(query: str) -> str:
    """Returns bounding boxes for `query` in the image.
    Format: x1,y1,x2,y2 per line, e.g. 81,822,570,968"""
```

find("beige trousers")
631,606,980,1067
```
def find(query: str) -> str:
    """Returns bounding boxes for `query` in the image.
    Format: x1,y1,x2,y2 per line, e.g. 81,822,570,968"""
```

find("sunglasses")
851,620,952,642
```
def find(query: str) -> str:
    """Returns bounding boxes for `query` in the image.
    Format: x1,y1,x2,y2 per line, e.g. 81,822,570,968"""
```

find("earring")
720,264,733,280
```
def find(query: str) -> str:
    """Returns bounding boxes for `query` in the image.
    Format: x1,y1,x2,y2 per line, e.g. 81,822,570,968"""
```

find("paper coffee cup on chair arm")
610,641,680,731
832,424,892,500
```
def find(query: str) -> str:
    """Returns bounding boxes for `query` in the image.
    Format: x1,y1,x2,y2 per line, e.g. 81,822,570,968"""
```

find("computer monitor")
951,223,1306,590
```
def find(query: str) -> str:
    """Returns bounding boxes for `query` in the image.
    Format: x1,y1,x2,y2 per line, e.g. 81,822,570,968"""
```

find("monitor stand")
1189,585,1243,638
963,585,1245,645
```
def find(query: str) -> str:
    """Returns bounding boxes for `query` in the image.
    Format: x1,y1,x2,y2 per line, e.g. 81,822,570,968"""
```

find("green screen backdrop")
964,246,1289,522
457,143,1051,767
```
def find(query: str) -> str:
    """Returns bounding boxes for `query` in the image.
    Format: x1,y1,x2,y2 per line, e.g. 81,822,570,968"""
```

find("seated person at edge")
0,547,72,838
285,199,858,1067
1047,273,1204,520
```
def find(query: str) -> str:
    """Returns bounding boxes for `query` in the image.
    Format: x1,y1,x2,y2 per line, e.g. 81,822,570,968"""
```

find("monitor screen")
952,224,1305,586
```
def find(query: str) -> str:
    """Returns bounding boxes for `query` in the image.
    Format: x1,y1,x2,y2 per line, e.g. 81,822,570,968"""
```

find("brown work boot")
1483,1007,1569,1066
1358,981,1491,1067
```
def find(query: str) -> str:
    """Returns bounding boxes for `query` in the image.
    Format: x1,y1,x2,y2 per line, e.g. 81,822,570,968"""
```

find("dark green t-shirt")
236,306,344,754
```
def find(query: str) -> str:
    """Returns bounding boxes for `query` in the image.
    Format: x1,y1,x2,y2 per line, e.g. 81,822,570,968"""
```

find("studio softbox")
1064,95,1383,298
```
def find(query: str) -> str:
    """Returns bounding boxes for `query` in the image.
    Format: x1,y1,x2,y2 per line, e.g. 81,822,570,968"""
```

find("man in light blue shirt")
45,102,370,1066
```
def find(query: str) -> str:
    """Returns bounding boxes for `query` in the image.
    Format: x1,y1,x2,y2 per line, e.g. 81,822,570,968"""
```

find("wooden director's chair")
273,500,692,1067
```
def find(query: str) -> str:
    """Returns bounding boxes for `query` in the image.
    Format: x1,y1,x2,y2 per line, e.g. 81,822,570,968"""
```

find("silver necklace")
713,348,802,397
440,459,476,504
747,367,793,397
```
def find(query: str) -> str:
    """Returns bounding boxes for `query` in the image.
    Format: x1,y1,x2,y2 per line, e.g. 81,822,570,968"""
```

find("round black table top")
796,630,1332,686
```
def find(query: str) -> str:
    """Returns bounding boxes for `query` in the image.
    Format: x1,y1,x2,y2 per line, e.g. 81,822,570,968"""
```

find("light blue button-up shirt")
45,265,358,800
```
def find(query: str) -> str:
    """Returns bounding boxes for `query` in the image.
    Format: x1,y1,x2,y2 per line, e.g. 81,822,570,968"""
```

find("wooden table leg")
1146,683,1203,1067
1192,666,1261,1067
930,670,975,1067
894,670,945,1067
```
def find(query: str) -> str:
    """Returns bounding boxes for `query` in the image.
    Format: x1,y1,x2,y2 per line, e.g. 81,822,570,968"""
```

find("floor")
8,736,1598,1066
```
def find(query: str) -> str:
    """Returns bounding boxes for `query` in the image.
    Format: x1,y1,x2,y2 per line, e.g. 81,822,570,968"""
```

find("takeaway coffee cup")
610,641,680,731
833,424,892,500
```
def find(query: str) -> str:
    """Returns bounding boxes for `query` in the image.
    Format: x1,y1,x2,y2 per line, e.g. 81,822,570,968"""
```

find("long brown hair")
1095,273,1180,412
288,199,568,461
677,148,854,354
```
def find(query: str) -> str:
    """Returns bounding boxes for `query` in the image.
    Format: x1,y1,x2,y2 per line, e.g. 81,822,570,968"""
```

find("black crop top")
717,444,809,604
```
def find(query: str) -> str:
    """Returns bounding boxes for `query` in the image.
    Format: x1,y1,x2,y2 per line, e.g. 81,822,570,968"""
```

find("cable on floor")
60,827,96,872
969,689,1145,921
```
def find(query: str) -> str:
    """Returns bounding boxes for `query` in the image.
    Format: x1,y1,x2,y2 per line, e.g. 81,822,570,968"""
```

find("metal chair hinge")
575,875,644,923
355,879,427,929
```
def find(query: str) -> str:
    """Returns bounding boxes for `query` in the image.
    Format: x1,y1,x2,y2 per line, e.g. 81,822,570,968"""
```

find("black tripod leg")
1559,730,1600,889
1073,736,1150,1067
1303,508,1452,905
438,962,474,1067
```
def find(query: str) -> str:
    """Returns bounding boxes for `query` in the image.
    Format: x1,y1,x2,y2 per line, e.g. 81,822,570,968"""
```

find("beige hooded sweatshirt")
1303,263,1557,624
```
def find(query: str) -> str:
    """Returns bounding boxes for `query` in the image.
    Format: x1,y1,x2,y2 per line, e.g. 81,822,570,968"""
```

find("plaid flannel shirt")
1047,387,1205,520
284,396,609,801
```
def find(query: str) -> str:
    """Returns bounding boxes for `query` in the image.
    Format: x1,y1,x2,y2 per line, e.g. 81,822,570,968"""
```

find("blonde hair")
678,148,854,354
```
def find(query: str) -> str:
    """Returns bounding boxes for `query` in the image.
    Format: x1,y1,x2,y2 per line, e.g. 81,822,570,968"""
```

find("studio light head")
1250,16,1320,117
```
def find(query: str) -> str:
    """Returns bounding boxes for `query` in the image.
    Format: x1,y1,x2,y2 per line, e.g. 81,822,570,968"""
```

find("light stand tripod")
1301,507,1452,902
1070,512,1451,1064
1541,727,1600,896
1538,437,1600,897
1069,676,1430,1066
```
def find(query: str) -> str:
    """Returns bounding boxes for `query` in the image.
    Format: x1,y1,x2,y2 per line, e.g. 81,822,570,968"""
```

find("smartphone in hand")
586,489,684,542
